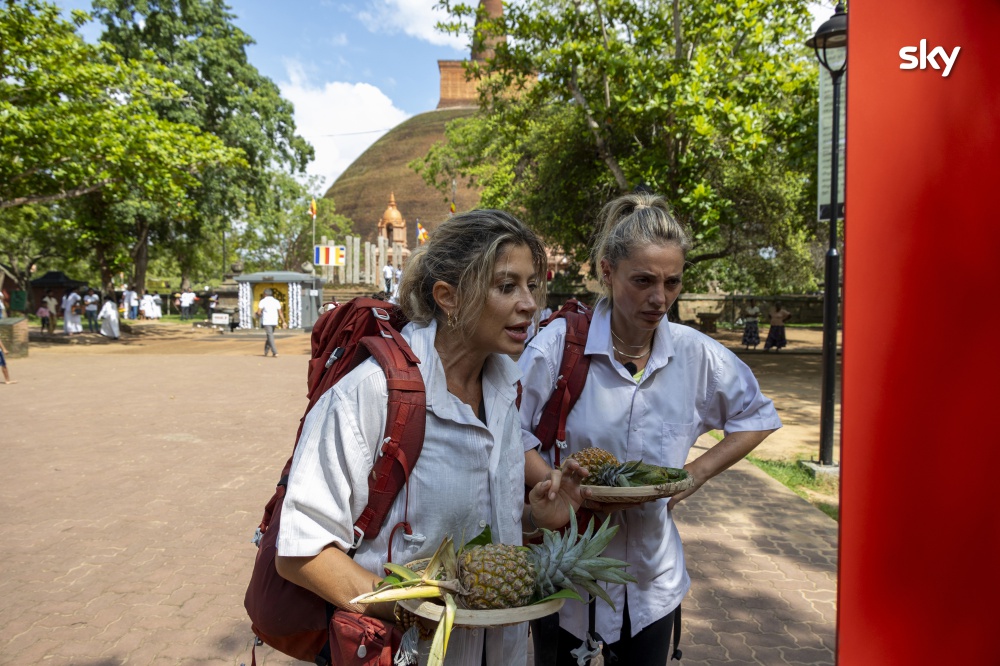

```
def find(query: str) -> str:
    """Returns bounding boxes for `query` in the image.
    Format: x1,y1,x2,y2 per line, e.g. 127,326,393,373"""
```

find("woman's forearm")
688,429,776,484
275,548,395,621
525,447,553,487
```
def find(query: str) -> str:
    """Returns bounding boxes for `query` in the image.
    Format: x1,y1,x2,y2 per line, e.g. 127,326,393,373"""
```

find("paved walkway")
675,439,837,665
0,330,837,665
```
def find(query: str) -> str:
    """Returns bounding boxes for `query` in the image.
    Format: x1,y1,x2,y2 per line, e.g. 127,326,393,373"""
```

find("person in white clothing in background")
140,290,156,320
382,262,394,294
97,293,120,340
63,288,83,334
256,288,284,357
179,288,198,320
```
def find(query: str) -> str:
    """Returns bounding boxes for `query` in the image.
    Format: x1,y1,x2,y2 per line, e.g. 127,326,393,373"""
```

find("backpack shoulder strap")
533,302,593,466
255,300,419,541
351,331,426,548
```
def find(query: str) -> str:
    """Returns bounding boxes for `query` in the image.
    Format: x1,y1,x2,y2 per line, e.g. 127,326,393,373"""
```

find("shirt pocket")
652,421,702,469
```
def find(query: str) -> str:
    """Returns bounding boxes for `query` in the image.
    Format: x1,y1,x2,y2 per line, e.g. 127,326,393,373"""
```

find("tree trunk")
131,217,150,293
95,242,116,296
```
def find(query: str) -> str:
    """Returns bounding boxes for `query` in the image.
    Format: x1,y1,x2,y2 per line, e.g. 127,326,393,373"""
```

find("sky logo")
899,39,961,77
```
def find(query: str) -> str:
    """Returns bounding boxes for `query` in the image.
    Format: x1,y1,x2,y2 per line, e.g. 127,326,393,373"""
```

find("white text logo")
899,40,961,77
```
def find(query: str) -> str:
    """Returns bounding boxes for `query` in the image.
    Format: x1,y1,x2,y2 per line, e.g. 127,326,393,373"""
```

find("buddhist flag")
449,201,456,214
417,222,429,244
309,198,317,219
314,245,331,265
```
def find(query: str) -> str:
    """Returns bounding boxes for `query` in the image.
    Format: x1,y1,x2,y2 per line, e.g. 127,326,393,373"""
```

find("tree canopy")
419,0,823,292
0,0,323,299
0,0,242,211
84,0,314,291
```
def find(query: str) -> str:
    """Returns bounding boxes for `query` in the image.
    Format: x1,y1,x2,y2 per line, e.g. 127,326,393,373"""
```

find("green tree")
89,0,314,291
0,0,241,211
0,205,83,309
423,0,820,291
236,174,353,273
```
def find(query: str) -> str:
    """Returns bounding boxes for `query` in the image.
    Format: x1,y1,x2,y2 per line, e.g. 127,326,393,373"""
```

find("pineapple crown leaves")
528,506,635,606
598,459,644,487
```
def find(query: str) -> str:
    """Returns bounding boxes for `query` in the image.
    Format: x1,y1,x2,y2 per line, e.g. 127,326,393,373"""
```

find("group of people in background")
33,287,122,339
741,298,793,351
119,286,164,321
29,285,169,339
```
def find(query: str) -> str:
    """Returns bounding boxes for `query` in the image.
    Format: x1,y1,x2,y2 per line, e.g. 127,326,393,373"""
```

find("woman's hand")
665,429,775,510
526,459,590,530
666,467,702,511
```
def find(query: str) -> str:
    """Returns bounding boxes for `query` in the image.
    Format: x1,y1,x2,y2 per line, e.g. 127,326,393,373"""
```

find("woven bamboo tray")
584,475,695,504
397,597,565,627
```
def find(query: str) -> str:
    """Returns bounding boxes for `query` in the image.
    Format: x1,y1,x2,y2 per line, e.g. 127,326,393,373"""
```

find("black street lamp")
807,3,847,468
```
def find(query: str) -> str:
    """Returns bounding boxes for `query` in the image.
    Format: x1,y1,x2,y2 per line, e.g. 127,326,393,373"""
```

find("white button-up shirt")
279,319,528,665
518,302,782,643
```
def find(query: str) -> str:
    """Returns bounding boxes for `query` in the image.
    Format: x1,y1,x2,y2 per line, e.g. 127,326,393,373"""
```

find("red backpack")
533,299,594,467
244,297,426,665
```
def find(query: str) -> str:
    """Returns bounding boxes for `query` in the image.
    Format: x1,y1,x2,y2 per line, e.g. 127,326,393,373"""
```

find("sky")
57,1,839,193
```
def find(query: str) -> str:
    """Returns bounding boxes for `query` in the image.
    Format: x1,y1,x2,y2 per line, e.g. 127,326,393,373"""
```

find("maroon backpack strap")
533,303,593,467
351,332,426,549
254,299,415,539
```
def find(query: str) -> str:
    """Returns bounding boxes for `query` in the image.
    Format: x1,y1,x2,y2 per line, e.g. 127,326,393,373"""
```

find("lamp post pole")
820,66,844,467
807,3,847,468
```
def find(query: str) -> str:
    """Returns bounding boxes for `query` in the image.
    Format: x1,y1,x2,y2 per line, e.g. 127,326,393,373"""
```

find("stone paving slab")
0,341,837,665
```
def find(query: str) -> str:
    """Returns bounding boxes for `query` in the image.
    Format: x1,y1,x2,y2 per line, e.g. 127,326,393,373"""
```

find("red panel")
840,1,1000,663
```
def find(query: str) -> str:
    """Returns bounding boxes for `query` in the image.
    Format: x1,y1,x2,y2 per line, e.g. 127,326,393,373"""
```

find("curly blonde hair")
398,209,547,335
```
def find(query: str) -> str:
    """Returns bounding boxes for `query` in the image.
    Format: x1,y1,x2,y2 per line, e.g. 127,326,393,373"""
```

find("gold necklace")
611,326,653,350
612,343,651,360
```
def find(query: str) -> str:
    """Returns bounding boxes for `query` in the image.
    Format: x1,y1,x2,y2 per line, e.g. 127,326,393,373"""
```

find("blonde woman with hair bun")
519,192,783,665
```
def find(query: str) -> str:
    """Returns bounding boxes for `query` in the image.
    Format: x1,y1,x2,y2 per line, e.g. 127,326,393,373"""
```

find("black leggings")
531,600,679,666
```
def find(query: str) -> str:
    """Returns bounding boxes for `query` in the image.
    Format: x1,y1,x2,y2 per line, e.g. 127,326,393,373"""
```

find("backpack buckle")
371,307,391,321
352,526,365,550
326,347,344,368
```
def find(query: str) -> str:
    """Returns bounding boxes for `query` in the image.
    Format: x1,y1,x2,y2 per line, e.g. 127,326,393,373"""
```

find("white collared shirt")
518,301,782,643
279,319,528,665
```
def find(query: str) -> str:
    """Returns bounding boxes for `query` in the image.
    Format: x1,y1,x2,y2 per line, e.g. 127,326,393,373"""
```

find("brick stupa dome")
323,108,479,248
323,0,503,247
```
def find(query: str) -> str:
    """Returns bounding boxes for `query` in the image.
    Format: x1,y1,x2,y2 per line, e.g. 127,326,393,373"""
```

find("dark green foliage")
418,0,824,292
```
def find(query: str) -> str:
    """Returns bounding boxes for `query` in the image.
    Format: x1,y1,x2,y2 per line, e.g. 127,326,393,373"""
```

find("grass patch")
707,430,839,521
744,457,839,521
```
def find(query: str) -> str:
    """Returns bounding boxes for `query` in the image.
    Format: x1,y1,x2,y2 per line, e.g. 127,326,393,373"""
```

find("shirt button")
479,520,487,528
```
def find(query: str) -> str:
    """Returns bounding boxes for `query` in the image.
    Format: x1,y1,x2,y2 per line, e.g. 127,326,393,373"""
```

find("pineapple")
350,511,635,665
458,543,534,609
568,446,619,471
566,447,689,487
